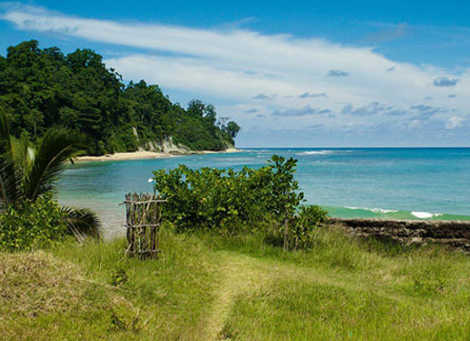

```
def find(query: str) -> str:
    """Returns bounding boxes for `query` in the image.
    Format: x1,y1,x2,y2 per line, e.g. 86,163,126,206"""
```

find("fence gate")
124,193,166,259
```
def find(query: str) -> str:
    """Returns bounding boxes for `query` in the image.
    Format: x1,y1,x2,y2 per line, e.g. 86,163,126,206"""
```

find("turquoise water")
58,148,470,237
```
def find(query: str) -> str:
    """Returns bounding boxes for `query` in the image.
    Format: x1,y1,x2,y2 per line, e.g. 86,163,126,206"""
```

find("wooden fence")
124,193,166,259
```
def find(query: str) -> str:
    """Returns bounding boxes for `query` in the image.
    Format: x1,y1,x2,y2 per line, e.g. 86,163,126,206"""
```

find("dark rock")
331,218,470,252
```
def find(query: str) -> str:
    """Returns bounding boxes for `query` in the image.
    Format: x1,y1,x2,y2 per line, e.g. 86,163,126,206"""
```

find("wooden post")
123,193,166,260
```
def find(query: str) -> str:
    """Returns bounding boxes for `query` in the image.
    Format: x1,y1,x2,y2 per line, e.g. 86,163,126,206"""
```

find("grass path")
204,251,274,340
203,249,427,340
203,251,352,340
204,251,360,340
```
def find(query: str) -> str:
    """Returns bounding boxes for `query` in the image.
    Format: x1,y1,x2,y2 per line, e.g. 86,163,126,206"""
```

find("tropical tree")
0,40,239,155
0,110,101,241
226,121,241,138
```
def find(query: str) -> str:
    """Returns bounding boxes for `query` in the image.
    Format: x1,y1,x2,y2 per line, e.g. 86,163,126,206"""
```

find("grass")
2,226,470,340
0,230,217,340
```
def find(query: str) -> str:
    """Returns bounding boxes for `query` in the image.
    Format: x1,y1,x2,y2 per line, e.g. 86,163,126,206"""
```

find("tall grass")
1,230,217,340
1,226,470,340
203,227,470,340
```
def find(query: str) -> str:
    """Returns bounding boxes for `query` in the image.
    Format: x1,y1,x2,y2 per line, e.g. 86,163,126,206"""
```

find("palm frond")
0,156,20,210
1,110,102,242
0,111,20,209
0,109,12,155
11,135,36,176
24,127,84,201
61,206,102,242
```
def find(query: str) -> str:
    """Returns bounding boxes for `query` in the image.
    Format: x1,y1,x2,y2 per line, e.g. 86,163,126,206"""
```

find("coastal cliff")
140,136,234,155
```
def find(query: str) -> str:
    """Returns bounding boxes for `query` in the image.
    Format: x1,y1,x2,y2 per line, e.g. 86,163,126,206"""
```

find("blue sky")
1,1,469,147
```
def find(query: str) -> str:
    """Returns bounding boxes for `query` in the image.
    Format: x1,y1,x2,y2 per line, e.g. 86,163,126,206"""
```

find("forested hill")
0,40,240,155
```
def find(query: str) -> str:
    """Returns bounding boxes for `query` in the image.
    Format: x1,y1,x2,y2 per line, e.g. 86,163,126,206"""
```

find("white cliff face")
158,136,192,154
133,126,234,154
139,136,191,154
132,126,139,142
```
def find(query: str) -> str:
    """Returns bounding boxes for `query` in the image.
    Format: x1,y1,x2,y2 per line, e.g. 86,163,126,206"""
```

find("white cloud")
446,116,464,130
2,3,470,146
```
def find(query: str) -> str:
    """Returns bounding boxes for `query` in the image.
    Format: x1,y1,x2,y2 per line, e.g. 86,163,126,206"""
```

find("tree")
187,100,205,118
0,110,101,241
0,40,240,155
226,121,241,138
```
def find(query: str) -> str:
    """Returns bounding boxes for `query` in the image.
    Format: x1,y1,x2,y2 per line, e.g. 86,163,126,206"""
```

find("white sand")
74,148,240,162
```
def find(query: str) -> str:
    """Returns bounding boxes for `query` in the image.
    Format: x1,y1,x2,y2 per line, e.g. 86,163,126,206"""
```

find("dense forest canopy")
0,40,240,155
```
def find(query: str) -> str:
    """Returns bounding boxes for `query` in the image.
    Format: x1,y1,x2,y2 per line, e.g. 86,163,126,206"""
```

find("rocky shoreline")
331,218,470,252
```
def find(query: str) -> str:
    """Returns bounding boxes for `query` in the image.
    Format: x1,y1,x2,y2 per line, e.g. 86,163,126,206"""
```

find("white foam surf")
345,206,399,214
297,150,354,156
411,211,443,219
297,150,334,155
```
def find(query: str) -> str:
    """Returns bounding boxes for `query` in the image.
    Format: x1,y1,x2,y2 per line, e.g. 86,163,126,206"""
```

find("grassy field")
2,227,470,340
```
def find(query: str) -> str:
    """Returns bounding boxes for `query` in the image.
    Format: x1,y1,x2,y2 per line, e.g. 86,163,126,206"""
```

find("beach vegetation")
224,121,241,138
153,155,326,250
0,110,101,249
0,195,67,251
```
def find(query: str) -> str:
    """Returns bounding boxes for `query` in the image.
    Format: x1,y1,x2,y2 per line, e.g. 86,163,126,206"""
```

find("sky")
0,1,469,147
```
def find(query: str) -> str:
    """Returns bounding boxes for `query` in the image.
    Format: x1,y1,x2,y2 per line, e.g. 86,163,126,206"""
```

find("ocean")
57,148,470,238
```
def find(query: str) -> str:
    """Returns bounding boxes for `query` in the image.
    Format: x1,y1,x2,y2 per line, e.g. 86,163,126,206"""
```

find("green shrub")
0,195,68,251
153,155,302,231
153,155,325,250
291,205,329,249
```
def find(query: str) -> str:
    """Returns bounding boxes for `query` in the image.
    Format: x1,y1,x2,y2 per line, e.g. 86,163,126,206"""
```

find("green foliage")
110,266,129,287
154,155,325,249
267,155,304,249
290,205,329,250
0,110,102,242
0,40,238,155
0,195,67,251
225,121,241,138
154,165,260,232
268,155,304,218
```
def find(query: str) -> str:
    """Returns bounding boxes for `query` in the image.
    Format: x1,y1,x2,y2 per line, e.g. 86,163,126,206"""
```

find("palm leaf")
0,111,20,209
0,156,20,210
1,110,102,240
11,135,36,177
24,126,84,201
61,206,102,242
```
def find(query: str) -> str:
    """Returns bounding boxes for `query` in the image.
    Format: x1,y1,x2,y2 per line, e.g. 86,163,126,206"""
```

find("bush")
153,155,303,231
291,205,329,250
153,155,326,250
0,195,68,251
263,205,329,250
154,165,265,231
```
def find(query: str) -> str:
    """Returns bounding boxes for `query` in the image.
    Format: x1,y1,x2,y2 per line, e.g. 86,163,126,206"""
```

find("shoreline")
332,217,470,252
74,148,240,162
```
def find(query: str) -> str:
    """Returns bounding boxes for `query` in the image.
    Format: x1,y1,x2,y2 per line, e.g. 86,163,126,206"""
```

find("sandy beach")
74,148,240,162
